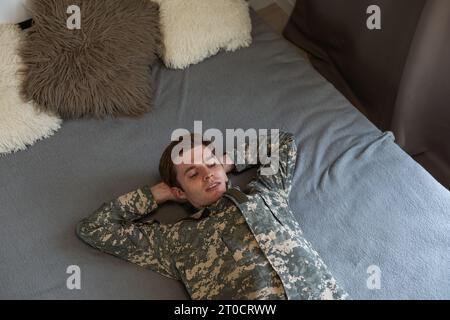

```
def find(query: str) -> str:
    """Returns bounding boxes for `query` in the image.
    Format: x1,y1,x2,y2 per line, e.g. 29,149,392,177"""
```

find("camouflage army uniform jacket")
77,132,348,300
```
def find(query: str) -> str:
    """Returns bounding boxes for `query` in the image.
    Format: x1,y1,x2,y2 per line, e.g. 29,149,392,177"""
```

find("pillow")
0,24,61,154
19,0,161,119
154,0,252,69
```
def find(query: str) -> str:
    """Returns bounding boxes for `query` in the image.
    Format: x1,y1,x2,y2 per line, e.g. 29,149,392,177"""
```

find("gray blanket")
1,11,449,299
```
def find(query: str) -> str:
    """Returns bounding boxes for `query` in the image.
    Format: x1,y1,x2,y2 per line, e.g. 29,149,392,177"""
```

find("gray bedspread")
1,11,449,299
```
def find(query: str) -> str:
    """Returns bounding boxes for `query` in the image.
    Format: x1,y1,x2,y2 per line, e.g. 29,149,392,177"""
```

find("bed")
1,11,449,299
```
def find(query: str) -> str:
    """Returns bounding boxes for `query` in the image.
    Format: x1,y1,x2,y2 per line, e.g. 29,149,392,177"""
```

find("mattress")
1,11,449,299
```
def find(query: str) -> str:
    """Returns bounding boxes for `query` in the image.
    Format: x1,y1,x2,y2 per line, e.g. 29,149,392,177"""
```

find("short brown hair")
159,134,212,189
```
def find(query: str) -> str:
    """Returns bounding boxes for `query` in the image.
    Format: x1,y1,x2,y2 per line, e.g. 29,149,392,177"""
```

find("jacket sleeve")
230,131,297,195
76,186,179,280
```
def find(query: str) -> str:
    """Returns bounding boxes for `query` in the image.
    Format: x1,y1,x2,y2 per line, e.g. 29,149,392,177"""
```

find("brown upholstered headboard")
283,0,450,189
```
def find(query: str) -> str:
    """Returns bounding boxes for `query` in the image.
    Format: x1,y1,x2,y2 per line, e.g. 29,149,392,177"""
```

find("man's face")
173,145,228,208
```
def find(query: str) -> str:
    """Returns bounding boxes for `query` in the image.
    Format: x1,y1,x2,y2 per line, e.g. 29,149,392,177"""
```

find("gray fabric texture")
1,11,449,299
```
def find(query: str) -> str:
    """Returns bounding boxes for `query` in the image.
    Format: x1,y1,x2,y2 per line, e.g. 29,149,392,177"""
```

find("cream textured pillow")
154,0,252,69
0,24,61,154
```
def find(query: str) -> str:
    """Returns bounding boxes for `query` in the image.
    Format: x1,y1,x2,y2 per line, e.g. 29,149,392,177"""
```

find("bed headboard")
283,0,450,189
0,0,31,24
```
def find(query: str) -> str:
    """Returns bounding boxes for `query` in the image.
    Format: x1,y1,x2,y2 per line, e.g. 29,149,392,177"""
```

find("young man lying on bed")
77,131,348,300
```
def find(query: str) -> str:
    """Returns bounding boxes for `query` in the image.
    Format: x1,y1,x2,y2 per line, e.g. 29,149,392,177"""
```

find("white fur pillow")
153,0,252,69
0,24,61,154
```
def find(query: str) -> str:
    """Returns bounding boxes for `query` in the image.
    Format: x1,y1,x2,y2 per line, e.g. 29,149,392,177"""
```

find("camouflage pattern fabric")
77,132,348,299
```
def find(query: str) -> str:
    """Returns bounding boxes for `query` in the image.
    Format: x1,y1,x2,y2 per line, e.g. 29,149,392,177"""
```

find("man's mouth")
206,181,221,192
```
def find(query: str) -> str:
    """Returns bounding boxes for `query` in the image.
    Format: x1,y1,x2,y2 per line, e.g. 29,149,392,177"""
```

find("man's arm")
76,185,179,280
224,131,297,194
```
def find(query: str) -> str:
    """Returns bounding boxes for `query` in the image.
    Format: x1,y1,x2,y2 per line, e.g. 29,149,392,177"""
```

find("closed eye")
189,172,198,179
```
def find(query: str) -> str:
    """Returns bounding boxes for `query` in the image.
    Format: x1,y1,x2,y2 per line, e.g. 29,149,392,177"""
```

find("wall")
0,0,30,23
250,0,296,14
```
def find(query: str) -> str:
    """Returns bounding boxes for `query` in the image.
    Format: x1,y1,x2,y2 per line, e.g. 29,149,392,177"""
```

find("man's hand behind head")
218,152,235,174
151,182,186,205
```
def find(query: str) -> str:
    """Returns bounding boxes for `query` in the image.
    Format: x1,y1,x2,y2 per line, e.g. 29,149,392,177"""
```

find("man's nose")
203,171,214,181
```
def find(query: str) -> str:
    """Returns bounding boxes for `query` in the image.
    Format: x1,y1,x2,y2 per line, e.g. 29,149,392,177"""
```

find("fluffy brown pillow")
19,0,161,119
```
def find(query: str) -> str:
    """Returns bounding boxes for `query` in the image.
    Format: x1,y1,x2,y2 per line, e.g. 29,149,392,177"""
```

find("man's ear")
171,187,187,201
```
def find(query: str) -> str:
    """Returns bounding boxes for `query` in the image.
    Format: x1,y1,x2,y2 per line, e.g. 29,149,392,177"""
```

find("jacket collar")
188,180,239,220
